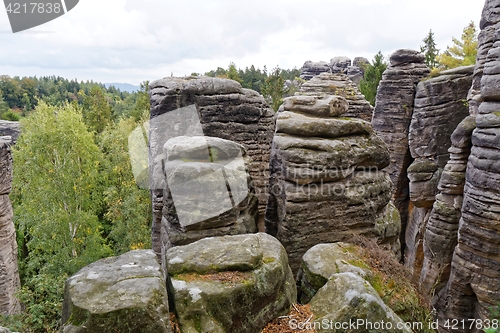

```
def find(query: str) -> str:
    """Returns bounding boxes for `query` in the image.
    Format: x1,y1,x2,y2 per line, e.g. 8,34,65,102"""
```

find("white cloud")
0,0,486,84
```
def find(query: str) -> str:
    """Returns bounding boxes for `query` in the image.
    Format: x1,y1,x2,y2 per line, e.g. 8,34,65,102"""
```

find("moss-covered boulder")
310,272,412,333
61,250,171,333
297,242,371,304
167,233,296,333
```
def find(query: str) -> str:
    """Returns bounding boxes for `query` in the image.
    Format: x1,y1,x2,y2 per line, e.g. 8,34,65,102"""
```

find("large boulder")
405,66,473,280
166,233,296,333
299,72,374,121
265,92,400,273
371,49,430,251
0,138,20,315
148,77,275,256
297,243,371,304
309,273,412,333
61,250,171,333
154,136,258,253
437,2,500,328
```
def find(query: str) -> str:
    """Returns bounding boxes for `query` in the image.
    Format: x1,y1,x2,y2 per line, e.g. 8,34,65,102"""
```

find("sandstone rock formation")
330,56,352,73
61,250,171,333
437,2,500,327
153,135,258,270
300,57,368,85
148,77,275,256
309,272,412,333
297,242,371,304
0,121,20,144
300,61,331,80
404,66,473,280
0,138,20,315
166,233,296,333
418,116,476,297
371,49,430,250
265,93,400,273
298,72,374,121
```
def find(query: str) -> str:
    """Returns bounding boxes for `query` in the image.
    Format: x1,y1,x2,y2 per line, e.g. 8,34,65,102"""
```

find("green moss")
494,112,500,117
262,257,275,264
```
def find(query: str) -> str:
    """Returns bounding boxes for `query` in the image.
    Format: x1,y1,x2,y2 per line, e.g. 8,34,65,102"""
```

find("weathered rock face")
265,93,400,273
298,72,374,121
437,2,500,327
0,138,20,315
149,77,275,256
0,121,20,144
418,116,476,297
309,272,412,333
61,250,171,333
371,49,430,251
404,66,473,280
330,56,352,73
297,243,371,304
167,233,296,333
468,1,500,115
154,135,258,270
301,57,368,86
300,61,331,80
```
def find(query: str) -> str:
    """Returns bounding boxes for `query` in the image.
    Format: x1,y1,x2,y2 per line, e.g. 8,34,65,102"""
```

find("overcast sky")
0,0,487,85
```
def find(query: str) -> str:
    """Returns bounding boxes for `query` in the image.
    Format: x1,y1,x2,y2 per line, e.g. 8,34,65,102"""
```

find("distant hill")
104,83,140,93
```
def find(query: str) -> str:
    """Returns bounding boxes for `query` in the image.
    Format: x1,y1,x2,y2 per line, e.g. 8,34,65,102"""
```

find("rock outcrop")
148,77,275,256
300,57,368,85
298,72,374,121
404,66,473,280
371,49,430,251
166,233,296,333
300,61,331,80
153,135,258,269
61,250,171,333
437,1,500,327
0,138,20,315
418,116,476,297
0,121,20,144
265,93,400,273
297,242,371,304
309,272,412,333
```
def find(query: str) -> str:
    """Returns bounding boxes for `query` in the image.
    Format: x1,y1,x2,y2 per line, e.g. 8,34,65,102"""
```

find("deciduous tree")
437,21,478,69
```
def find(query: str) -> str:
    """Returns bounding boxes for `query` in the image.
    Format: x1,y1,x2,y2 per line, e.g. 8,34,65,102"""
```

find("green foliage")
359,51,388,106
437,21,478,69
261,66,287,112
82,86,112,133
485,304,500,333
0,90,13,119
421,29,440,68
11,102,113,331
99,116,152,254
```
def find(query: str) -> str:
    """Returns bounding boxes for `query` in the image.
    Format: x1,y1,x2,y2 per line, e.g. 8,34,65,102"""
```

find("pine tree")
359,51,388,106
421,29,440,68
437,21,478,69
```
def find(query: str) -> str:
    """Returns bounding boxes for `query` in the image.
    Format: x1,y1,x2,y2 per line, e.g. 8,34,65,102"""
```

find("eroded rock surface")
405,66,473,280
265,93,399,273
418,116,476,297
149,76,275,256
298,72,374,121
300,61,331,80
437,2,500,327
155,136,257,254
0,138,20,315
371,49,430,250
167,233,296,333
0,121,20,144
309,272,412,333
61,250,171,333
